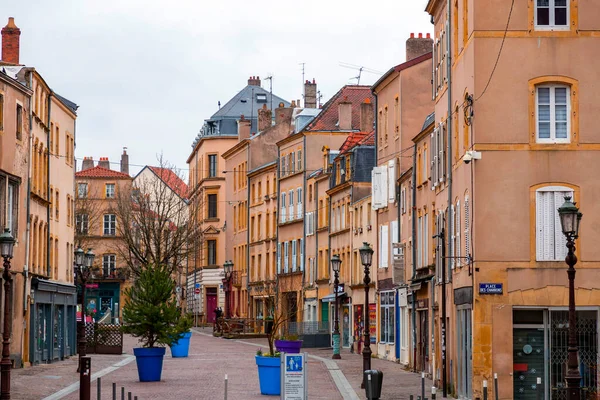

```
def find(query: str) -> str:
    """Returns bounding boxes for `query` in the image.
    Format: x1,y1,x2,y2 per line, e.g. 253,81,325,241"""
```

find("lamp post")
223,260,233,319
74,248,95,372
0,228,15,399
558,196,583,400
359,242,374,389
331,255,342,360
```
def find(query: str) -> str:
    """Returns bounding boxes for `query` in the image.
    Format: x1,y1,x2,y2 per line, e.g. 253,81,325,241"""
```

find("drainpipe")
302,135,307,312
46,94,52,277
315,179,319,321
246,169,250,318
445,0,453,392
24,70,33,311
411,144,417,371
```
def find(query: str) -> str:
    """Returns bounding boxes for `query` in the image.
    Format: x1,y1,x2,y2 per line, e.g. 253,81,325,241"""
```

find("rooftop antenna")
299,62,306,104
218,101,221,109
339,62,384,85
317,90,323,108
265,75,273,111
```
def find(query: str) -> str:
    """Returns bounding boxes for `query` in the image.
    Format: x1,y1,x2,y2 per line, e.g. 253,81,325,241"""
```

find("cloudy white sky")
3,0,432,177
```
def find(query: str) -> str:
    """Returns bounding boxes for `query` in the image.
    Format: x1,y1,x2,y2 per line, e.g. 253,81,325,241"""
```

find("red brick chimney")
338,97,352,131
238,115,251,140
1,18,21,65
360,98,374,133
406,32,433,62
304,79,317,108
258,104,272,132
248,75,261,86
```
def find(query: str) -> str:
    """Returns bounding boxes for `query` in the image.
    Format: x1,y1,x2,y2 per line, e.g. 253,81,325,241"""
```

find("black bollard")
432,387,436,400
121,386,125,400
79,356,91,400
421,373,425,400
112,382,116,400
483,380,488,400
494,373,499,400
97,377,101,400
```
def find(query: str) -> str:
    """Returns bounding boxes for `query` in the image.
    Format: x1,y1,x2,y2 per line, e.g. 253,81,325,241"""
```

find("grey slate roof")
210,85,289,120
422,112,435,131
54,92,79,114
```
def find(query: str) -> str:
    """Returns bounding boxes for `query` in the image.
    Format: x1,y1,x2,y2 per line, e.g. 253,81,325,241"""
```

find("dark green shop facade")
84,282,121,323
30,278,77,364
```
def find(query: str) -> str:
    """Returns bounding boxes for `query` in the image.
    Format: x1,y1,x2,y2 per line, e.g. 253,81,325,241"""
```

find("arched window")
535,185,574,261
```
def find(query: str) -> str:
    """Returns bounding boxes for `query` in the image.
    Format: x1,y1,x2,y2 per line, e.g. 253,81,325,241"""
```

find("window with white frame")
78,183,88,199
76,214,89,235
380,291,395,344
277,243,281,273
102,254,116,277
103,214,116,235
305,211,315,235
299,238,304,271
288,190,294,220
297,150,302,171
536,85,570,143
379,224,389,268
297,187,303,219
284,241,289,273
291,239,297,271
535,0,568,29
400,187,406,214
105,183,115,198
536,186,573,261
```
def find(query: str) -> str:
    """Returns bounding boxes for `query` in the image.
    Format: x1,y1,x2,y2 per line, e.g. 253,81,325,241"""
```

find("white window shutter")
297,188,303,219
284,242,289,273
450,205,455,269
456,201,461,266
431,131,437,188
381,165,389,205
300,239,304,271
388,159,396,203
464,196,470,261
381,224,389,268
277,243,281,273
554,191,572,260
391,220,398,256
372,168,382,209
281,192,286,223
292,240,297,271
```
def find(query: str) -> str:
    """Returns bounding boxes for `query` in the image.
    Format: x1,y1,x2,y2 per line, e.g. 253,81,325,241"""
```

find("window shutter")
388,159,396,203
450,205,455,269
380,224,389,268
277,243,281,273
292,240,297,271
464,196,470,261
297,188,303,219
381,165,389,205
300,238,304,271
439,123,445,182
456,201,461,266
431,131,437,188
284,242,289,273
371,168,381,208
281,192,286,222
288,190,294,220
554,191,572,260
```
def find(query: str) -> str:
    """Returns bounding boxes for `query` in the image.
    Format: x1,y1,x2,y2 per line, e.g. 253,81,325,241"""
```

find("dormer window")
256,93,267,103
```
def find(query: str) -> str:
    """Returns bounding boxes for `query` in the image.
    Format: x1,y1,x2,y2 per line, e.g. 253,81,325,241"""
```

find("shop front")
84,282,121,323
30,278,77,364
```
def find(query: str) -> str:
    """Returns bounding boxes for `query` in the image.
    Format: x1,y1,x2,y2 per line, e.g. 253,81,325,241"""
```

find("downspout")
411,143,418,371
302,136,307,314
445,0,453,392
46,94,52,277
246,166,250,318
23,70,33,364
314,179,319,319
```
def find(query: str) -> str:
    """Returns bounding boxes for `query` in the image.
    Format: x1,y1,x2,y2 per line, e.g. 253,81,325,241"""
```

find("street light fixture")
359,242,373,388
330,255,342,360
558,196,583,400
75,247,94,373
0,228,15,399
223,260,234,319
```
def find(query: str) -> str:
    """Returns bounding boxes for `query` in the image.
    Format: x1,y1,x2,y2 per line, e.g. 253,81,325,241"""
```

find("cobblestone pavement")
12,328,434,399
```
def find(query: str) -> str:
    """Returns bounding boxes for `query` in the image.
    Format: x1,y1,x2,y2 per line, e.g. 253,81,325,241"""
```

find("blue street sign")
479,283,503,294
195,283,200,289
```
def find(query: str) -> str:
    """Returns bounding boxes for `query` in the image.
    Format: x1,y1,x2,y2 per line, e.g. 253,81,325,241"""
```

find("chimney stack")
237,115,251,140
81,157,94,171
360,98,374,133
257,104,272,132
120,148,129,175
406,32,433,62
248,75,261,86
1,18,21,65
338,97,352,131
98,157,110,169
275,102,293,125
304,79,317,108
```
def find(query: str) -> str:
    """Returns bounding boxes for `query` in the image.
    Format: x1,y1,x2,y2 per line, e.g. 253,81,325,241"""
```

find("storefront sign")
280,352,307,400
479,283,503,295
85,283,98,289
369,304,377,343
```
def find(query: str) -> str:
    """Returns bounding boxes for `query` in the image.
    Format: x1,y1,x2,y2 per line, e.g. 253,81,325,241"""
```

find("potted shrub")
170,314,193,358
255,348,281,395
122,265,185,382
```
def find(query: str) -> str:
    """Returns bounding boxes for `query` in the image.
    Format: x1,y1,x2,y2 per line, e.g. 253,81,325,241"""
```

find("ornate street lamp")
223,260,234,319
74,247,94,372
0,228,15,399
558,196,583,400
330,255,342,360
359,242,374,388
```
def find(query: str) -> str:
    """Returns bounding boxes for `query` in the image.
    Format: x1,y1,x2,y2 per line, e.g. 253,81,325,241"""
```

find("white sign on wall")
280,352,307,400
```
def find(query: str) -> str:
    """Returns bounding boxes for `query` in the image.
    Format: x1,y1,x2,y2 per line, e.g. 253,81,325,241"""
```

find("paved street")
11,328,433,399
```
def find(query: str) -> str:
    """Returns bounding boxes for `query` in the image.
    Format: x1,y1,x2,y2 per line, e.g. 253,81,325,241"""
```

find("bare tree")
74,184,107,252
114,156,201,276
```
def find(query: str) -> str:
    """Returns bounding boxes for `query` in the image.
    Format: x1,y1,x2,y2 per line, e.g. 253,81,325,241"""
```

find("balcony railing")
91,268,130,281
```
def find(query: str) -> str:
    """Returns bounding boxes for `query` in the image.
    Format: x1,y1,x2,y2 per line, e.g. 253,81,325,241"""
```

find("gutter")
47,93,52,277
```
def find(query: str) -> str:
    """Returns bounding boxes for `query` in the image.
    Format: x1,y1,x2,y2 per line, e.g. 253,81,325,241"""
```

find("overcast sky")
3,0,432,178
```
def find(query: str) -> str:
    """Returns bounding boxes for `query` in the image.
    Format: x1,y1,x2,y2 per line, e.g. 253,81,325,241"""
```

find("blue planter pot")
170,331,192,357
133,347,166,382
256,355,281,395
275,339,303,354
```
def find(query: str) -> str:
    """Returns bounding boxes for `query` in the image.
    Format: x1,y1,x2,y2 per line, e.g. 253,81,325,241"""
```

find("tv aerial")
339,62,383,85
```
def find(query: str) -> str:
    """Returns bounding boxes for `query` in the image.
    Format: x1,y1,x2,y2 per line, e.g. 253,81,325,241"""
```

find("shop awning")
321,292,347,303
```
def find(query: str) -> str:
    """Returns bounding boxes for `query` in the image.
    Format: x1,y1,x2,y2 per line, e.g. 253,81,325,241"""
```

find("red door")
206,288,217,323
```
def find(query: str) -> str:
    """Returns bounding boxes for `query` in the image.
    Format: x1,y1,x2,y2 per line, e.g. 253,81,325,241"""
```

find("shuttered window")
280,192,286,222
288,190,294,220
379,224,389,268
292,240,297,271
284,242,289,273
536,187,572,261
299,238,304,271
456,201,461,267
277,243,281,273
388,159,396,203
464,196,470,262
